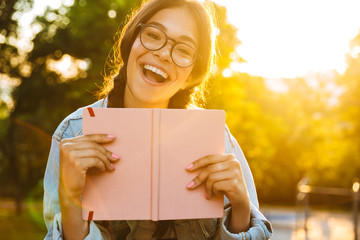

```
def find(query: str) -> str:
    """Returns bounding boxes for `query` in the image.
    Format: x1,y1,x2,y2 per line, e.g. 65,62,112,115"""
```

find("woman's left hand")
186,153,251,233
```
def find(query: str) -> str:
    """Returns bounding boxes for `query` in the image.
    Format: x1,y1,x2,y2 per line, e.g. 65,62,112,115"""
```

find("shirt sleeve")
217,203,272,240
217,126,273,240
43,124,111,239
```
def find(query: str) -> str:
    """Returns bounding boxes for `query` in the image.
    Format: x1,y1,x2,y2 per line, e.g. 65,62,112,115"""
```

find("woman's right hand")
58,134,119,240
59,134,120,200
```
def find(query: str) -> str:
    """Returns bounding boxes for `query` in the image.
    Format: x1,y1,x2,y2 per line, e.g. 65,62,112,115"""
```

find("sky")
213,0,360,79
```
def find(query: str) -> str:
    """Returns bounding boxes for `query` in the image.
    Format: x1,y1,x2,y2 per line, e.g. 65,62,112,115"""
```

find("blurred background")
0,0,359,239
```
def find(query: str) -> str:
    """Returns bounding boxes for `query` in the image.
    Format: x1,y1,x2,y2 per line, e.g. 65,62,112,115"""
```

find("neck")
123,85,169,109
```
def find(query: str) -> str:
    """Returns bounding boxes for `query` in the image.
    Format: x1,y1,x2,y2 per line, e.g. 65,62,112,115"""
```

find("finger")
70,157,107,173
212,178,248,204
67,141,120,162
212,180,234,196
205,170,235,198
72,134,116,143
73,149,115,171
66,141,107,154
186,154,235,171
187,160,233,190
80,157,107,172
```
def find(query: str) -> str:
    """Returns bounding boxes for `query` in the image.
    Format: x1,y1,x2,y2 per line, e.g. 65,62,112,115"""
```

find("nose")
153,41,173,63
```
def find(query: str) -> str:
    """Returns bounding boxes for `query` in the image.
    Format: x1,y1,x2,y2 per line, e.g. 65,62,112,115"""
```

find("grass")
0,199,47,239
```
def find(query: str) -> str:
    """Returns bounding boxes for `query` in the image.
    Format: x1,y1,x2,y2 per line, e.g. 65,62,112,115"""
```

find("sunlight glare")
62,0,75,7
265,79,288,93
108,10,117,19
14,0,73,54
0,74,21,110
213,0,360,79
46,54,89,81
351,46,360,59
0,34,5,44
222,68,232,78
353,181,360,192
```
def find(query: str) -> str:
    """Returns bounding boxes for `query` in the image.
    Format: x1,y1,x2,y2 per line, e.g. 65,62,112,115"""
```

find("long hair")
98,0,217,109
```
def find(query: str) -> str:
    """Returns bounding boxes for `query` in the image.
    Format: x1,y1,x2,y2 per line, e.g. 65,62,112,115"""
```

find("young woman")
43,0,272,239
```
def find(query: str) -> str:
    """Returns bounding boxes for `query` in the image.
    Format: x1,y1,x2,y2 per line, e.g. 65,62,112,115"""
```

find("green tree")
0,0,142,213
336,30,360,184
0,0,35,213
207,67,349,204
0,0,241,212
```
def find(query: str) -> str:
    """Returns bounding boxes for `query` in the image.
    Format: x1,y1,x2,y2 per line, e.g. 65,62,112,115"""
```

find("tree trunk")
7,116,22,215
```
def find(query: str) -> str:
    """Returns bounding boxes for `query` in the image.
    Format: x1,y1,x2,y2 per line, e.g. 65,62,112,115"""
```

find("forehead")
145,7,198,47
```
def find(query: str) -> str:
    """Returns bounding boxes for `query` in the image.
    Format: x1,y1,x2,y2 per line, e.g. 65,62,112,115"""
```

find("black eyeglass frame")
137,23,200,68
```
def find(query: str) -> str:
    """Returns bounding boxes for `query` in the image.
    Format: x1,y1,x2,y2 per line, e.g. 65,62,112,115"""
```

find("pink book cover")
82,108,225,221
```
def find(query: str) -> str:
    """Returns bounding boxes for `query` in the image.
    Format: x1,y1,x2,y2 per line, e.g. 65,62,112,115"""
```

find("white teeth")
144,64,169,79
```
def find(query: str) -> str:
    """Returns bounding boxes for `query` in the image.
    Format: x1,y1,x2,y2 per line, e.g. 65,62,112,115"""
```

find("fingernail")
187,181,195,189
205,192,209,199
107,134,116,139
185,163,194,170
112,153,120,159
111,163,116,170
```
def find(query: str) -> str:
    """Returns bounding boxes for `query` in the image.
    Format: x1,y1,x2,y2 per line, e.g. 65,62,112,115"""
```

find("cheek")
131,38,142,51
127,40,143,79
127,38,146,64
179,67,194,84
128,41,140,64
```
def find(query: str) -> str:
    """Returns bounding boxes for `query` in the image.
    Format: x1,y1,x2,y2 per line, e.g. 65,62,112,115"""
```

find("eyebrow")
148,21,198,48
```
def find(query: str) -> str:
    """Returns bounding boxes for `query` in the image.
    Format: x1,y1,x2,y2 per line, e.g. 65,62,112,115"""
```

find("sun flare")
213,0,360,79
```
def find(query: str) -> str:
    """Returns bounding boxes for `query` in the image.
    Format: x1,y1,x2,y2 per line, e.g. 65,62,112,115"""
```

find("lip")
140,63,171,86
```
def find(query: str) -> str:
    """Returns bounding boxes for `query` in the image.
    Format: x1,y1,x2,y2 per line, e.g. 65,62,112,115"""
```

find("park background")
1,0,359,239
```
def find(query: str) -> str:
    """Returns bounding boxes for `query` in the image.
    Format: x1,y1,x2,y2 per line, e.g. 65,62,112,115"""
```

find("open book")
82,107,225,221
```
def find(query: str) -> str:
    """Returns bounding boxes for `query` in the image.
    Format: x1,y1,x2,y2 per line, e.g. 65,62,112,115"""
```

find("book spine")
151,109,160,221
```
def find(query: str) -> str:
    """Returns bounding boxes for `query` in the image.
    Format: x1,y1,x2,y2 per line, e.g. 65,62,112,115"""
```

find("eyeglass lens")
140,25,196,67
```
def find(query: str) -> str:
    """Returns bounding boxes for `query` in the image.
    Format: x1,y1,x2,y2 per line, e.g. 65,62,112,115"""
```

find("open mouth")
143,64,169,84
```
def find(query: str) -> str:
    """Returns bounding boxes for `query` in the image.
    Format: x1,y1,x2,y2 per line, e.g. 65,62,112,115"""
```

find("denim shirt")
43,99,273,240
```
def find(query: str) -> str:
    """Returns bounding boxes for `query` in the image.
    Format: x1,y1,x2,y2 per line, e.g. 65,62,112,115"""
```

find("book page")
158,109,225,220
82,108,153,220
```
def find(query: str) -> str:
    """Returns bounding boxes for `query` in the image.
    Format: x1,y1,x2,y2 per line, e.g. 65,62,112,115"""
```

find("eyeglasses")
138,23,199,68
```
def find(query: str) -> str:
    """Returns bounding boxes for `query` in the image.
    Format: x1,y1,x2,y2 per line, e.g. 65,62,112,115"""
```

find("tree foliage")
0,0,238,209
0,0,359,209
0,0,143,211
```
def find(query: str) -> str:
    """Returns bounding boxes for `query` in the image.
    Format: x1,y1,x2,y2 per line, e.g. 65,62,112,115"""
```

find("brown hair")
98,0,217,109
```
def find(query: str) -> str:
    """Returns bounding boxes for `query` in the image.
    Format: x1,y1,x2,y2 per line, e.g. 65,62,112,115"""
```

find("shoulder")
224,124,238,153
186,104,204,110
52,99,107,142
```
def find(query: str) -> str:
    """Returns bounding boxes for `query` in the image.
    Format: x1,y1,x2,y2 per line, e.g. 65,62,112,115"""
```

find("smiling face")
124,7,198,108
